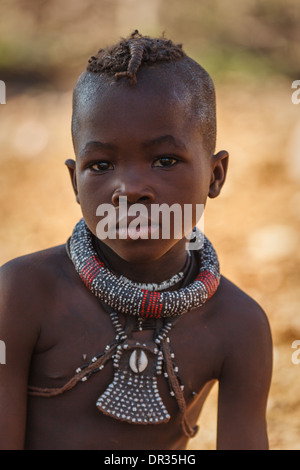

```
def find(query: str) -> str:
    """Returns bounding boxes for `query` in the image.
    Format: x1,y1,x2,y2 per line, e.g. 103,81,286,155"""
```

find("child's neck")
94,238,191,285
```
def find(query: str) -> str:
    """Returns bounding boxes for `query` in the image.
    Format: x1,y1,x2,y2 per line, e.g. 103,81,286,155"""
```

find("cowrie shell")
129,349,148,373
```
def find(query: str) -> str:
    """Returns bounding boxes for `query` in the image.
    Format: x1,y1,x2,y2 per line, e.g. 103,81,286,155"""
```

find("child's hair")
72,30,216,154
87,30,185,85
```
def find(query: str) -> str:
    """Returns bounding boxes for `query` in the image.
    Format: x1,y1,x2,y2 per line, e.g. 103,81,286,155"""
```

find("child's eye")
152,156,178,168
90,161,114,172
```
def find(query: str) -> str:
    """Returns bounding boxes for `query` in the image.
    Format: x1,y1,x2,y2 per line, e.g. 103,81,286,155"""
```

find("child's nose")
111,178,155,206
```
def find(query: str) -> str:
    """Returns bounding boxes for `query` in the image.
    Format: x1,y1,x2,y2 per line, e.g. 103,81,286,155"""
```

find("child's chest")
27,280,223,449
29,279,222,406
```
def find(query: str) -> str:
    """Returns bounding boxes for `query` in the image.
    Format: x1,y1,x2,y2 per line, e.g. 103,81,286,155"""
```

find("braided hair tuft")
87,30,185,84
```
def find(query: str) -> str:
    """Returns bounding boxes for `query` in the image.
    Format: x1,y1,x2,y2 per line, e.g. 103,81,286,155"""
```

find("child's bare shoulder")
218,275,268,319
0,245,70,310
213,275,272,349
1,244,68,276
0,245,72,357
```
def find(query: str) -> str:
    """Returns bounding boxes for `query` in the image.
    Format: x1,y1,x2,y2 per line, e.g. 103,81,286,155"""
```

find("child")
0,31,272,450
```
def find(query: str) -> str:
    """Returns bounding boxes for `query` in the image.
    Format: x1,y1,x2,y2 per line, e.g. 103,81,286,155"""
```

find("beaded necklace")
67,219,220,319
93,234,192,292
28,219,221,438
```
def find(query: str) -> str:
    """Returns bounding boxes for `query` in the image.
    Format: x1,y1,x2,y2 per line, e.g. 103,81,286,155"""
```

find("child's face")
68,72,226,263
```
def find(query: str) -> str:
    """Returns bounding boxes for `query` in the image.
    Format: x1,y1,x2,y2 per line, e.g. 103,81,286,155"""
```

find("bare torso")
0,245,272,450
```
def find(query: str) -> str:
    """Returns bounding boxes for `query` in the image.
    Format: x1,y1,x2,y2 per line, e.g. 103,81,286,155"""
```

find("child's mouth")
115,212,160,240
116,223,160,240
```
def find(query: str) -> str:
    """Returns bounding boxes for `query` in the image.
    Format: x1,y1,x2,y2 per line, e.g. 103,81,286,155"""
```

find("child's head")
66,31,228,263
71,30,216,157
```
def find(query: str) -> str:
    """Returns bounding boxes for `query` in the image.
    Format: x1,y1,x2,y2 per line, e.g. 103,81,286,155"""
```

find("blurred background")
0,0,299,450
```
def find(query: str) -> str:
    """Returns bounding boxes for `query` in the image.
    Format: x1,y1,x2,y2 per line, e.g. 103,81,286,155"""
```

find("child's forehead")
79,67,195,123
73,57,216,155
73,77,206,160
81,88,198,151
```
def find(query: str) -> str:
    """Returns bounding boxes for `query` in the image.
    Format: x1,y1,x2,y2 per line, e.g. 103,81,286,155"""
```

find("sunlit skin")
0,67,272,450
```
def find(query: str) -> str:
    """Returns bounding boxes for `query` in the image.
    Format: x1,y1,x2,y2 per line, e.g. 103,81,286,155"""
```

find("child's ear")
208,150,229,199
65,159,80,204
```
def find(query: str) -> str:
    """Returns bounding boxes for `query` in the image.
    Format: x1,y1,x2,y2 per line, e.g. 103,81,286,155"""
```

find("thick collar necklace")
67,218,221,319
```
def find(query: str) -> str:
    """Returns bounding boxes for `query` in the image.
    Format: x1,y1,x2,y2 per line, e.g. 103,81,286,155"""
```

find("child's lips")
116,215,160,239
116,222,160,240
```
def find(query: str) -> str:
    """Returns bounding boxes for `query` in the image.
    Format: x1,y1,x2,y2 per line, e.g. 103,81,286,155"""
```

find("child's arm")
0,260,41,449
216,301,273,450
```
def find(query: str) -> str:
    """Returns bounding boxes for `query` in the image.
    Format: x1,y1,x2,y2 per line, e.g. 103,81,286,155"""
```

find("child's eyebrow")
80,141,116,157
79,135,186,158
141,135,187,151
